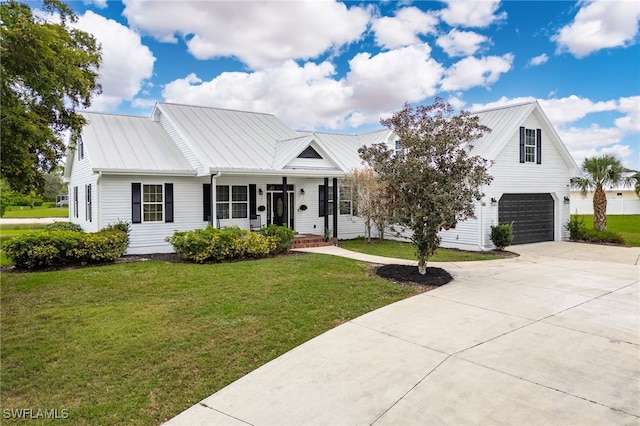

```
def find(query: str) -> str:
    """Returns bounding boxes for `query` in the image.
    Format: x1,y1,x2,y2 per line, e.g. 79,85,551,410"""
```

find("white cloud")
528,53,549,67
372,7,438,49
470,96,536,112
131,98,159,110
75,11,155,112
162,44,444,130
346,44,443,110
83,0,107,8
553,0,640,58
538,95,618,127
440,53,514,91
122,0,370,69
615,95,640,132
436,29,489,57
439,0,507,27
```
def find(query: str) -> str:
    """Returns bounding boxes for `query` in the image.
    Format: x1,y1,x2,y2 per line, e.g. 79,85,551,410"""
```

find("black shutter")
519,126,525,163
74,186,78,218
164,183,174,223
132,183,141,223
249,184,257,216
86,184,92,222
319,185,325,217
203,184,211,222
536,128,542,164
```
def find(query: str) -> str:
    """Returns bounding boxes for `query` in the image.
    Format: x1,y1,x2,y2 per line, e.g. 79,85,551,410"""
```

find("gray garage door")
498,193,554,245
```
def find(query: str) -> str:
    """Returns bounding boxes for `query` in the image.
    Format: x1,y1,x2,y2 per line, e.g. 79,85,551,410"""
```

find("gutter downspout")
97,171,102,230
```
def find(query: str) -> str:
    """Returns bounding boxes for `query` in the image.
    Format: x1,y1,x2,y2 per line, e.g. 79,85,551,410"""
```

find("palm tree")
571,155,636,231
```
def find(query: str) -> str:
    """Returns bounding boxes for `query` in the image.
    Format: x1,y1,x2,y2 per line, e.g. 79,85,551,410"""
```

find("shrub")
4,228,128,269
12,194,44,207
258,224,296,254
579,228,625,245
565,215,586,241
167,226,281,263
490,222,514,250
103,221,130,245
45,221,84,232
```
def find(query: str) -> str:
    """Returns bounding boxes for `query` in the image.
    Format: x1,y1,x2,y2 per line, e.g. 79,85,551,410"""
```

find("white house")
64,101,579,254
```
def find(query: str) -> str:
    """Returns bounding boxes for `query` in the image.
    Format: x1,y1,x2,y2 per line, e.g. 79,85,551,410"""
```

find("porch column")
282,176,288,228
332,177,338,238
323,177,329,234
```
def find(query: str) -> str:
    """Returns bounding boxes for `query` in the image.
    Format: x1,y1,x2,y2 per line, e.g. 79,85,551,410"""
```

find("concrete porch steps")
291,234,338,249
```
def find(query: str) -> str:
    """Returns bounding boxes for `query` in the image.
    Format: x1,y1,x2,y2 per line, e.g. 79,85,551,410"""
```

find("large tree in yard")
571,155,636,231
359,99,493,274
1,0,101,193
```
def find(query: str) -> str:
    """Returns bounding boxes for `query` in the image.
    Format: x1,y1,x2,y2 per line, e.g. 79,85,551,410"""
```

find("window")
298,146,322,159
395,140,403,156
73,186,79,218
231,185,248,218
339,185,353,215
524,129,536,163
78,137,84,160
216,185,248,219
132,183,173,224
85,184,92,222
143,184,163,222
319,185,334,216
519,127,542,164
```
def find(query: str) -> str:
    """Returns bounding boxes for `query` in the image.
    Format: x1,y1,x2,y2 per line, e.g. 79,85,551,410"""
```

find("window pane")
339,185,351,200
232,186,247,201
143,204,163,222
340,201,351,215
216,186,229,202
232,202,247,218
216,203,229,219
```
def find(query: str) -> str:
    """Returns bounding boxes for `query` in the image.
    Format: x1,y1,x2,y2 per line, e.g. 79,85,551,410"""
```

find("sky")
58,0,640,170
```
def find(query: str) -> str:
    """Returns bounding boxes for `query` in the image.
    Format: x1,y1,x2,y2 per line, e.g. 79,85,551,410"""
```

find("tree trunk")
593,186,607,231
417,255,427,275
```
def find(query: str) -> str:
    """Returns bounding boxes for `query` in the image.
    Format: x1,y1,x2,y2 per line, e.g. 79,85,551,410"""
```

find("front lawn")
339,238,511,261
1,255,418,425
574,214,640,246
2,204,69,218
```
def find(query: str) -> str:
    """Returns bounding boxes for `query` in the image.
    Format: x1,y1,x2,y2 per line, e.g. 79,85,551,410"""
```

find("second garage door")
498,193,554,245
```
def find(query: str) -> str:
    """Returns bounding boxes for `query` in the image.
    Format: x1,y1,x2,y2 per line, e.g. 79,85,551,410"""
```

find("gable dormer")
285,142,340,170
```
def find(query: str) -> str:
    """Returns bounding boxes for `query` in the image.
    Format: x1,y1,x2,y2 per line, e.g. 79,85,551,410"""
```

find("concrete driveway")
166,242,640,425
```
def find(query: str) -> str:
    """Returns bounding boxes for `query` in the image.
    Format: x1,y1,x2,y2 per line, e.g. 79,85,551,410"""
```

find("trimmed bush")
258,224,296,254
565,215,625,245
490,222,514,250
167,225,281,263
4,229,128,269
45,221,84,232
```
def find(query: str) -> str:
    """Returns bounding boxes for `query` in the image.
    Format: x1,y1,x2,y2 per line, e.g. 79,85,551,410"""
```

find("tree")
345,168,392,242
359,99,493,274
0,0,101,194
571,155,636,231
42,169,66,202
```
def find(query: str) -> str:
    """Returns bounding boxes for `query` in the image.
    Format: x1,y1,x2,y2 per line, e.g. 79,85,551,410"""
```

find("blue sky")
63,0,639,170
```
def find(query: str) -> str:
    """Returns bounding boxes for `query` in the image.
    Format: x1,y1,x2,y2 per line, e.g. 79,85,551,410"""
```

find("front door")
272,192,286,226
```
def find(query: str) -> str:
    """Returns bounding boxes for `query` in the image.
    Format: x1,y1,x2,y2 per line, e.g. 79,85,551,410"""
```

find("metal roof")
80,112,195,174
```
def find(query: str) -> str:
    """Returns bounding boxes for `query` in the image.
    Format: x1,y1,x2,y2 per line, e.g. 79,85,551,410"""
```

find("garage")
498,193,554,245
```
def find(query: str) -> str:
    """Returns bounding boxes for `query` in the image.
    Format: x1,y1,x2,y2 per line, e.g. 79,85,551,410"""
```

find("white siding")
101,175,210,254
479,110,572,248
68,149,99,233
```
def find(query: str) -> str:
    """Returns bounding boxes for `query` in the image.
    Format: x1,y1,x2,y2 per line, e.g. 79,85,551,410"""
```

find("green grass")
574,214,640,246
339,238,511,261
2,204,69,218
1,255,418,425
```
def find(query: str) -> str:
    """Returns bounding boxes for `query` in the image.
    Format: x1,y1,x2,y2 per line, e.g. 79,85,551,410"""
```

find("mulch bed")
374,264,453,289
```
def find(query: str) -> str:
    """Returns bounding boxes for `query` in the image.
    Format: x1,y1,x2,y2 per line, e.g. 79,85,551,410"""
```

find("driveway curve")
166,242,640,425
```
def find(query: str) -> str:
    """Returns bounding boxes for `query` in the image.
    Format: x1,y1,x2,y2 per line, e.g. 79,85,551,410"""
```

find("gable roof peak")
470,100,538,115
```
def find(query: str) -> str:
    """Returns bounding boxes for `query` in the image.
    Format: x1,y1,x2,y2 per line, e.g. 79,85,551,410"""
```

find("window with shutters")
216,185,248,219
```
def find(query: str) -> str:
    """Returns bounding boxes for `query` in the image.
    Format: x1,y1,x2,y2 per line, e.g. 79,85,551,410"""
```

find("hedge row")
167,225,295,263
4,227,129,269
